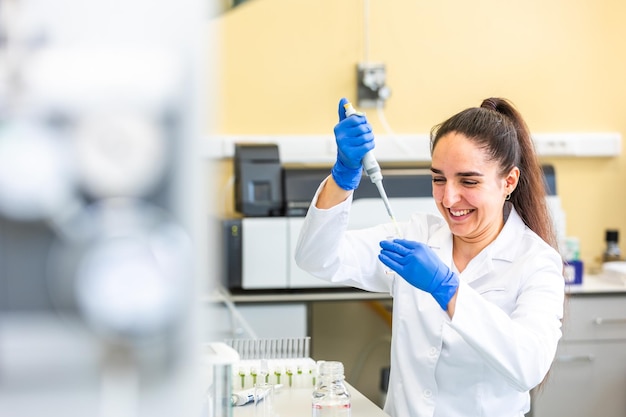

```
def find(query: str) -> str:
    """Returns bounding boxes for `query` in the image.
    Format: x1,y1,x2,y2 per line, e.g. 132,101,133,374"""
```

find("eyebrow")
430,167,484,177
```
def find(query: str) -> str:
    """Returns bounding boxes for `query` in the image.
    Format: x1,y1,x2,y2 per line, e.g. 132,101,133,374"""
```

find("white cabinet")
530,294,626,417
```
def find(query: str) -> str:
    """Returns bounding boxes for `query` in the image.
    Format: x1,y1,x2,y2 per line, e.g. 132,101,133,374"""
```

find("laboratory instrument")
343,101,401,237
234,144,283,217
311,361,352,417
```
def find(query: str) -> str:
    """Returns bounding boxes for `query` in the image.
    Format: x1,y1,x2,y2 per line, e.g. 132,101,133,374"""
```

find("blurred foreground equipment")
0,0,208,416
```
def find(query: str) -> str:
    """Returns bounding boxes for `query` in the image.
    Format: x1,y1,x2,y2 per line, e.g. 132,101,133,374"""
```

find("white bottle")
311,361,351,417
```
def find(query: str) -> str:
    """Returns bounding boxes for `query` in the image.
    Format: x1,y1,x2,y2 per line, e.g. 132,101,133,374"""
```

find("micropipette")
344,101,402,237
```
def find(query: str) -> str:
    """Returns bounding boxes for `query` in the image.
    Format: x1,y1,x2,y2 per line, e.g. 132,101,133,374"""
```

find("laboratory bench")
232,382,390,417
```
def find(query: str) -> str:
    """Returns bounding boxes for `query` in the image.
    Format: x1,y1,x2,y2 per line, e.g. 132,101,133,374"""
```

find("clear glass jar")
311,361,351,417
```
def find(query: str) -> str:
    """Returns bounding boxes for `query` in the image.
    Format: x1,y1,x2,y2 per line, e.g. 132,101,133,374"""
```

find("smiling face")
431,132,519,248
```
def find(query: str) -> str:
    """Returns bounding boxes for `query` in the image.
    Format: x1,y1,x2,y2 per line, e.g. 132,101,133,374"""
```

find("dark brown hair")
430,98,557,250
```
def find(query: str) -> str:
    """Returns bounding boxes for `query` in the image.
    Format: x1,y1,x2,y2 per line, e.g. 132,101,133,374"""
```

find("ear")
504,166,520,195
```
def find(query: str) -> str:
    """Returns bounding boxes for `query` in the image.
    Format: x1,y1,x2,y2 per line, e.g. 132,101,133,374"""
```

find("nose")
440,183,461,207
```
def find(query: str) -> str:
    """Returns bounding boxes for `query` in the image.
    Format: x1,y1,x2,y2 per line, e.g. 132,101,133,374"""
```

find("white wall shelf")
204,132,622,162
531,132,622,157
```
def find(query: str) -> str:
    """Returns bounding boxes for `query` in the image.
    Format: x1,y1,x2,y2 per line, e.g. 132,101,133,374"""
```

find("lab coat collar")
488,204,527,263
426,204,526,282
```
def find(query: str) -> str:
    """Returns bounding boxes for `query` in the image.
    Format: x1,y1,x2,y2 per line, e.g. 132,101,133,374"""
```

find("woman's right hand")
330,97,375,190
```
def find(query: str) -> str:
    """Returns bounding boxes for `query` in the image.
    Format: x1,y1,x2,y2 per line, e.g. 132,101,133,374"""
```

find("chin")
447,222,472,237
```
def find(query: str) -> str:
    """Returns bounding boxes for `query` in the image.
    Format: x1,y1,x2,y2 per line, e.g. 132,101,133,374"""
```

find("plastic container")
563,237,583,285
311,361,351,417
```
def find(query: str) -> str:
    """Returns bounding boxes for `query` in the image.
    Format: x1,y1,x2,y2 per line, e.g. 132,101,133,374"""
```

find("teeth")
450,209,471,217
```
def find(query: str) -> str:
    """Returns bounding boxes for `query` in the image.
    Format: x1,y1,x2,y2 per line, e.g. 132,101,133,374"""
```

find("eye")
432,177,446,184
461,179,478,187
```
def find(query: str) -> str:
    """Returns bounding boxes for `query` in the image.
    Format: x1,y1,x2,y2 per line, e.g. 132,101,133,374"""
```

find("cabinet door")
530,341,626,417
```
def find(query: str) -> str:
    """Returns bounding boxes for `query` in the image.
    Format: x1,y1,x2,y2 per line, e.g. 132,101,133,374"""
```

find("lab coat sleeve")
294,179,396,294
449,249,565,392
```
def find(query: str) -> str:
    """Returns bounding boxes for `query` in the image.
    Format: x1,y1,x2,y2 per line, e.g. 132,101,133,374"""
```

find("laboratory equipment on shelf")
224,142,562,293
226,144,442,291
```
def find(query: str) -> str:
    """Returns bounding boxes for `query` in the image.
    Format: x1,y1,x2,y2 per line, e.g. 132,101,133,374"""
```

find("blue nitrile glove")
379,239,459,310
330,97,375,190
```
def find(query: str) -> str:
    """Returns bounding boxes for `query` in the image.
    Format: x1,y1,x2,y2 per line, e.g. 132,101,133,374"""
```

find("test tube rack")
224,337,316,390
224,337,311,360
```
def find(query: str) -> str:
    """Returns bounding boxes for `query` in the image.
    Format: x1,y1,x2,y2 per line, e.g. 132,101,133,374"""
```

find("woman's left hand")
379,239,459,311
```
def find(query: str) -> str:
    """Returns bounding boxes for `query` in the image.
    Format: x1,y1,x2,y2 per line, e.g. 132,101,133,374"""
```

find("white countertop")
232,382,390,417
566,273,626,294
206,273,625,305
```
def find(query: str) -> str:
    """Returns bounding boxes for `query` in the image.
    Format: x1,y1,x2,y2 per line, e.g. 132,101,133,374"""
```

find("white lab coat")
295,181,565,417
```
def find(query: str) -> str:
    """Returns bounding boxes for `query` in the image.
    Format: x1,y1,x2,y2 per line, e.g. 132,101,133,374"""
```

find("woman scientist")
295,97,565,417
